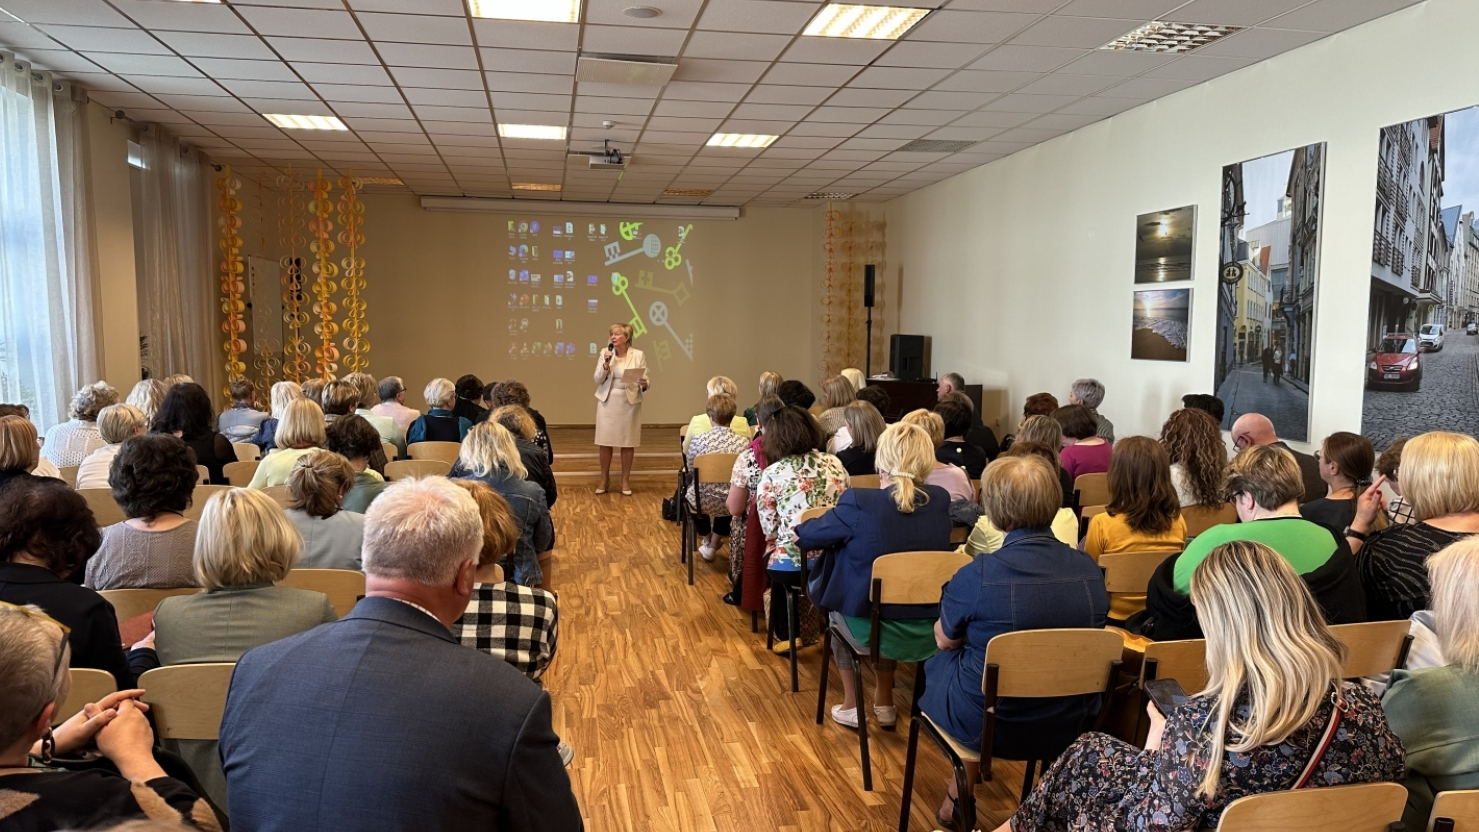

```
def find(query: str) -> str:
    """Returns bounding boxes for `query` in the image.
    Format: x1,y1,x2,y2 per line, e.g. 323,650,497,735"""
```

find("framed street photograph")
1134,206,1195,283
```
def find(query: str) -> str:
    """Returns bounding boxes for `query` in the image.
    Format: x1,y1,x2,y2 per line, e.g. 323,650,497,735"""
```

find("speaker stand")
865,306,873,378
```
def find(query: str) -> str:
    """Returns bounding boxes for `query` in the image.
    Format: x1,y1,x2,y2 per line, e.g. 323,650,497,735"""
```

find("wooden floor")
543,487,1029,832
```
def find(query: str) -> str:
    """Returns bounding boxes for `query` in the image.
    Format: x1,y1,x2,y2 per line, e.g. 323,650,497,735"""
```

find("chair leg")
908,661,927,716
1019,759,1037,803
786,587,800,693
955,762,977,832
897,717,921,832
687,515,695,586
857,661,872,791
751,609,758,634
816,626,832,725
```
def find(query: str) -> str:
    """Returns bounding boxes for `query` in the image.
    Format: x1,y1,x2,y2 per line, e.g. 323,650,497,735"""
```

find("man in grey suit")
219,477,582,832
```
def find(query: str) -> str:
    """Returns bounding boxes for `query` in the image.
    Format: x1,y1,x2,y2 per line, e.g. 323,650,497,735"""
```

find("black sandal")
935,793,960,831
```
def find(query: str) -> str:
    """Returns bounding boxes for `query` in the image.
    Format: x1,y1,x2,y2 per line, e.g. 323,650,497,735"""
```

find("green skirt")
842,614,938,663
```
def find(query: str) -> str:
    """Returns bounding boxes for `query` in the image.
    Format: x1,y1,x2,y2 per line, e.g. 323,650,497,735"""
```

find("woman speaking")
593,322,649,496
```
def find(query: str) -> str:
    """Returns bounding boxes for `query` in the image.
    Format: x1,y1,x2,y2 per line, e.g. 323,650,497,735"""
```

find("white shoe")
874,705,898,730
699,540,717,561
558,742,574,767
830,704,859,728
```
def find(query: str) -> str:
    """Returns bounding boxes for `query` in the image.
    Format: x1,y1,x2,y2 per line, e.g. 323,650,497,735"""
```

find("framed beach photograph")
1132,288,1191,362
1134,205,1195,283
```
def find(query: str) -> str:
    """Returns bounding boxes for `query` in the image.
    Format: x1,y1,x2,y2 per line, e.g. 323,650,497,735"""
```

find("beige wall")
84,101,139,394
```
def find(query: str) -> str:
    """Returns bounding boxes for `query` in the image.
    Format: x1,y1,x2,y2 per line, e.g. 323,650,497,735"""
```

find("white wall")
886,0,1472,449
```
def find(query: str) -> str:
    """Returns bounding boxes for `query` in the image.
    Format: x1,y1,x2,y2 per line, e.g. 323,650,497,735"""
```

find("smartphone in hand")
1144,678,1188,716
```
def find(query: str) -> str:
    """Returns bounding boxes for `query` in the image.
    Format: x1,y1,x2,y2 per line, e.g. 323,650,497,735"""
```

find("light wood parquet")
543,486,1030,832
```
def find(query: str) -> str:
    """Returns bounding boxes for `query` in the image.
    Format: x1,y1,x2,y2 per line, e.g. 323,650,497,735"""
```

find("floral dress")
756,451,849,572
686,426,751,513
1011,682,1405,831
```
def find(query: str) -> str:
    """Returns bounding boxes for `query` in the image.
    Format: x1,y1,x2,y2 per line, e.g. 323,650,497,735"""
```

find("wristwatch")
1343,526,1368,542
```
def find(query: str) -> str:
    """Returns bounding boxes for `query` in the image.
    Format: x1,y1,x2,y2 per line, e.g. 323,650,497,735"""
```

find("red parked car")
1366,334,1422,391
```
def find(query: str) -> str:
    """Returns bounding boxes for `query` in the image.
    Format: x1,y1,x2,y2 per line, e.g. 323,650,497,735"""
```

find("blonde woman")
833,399,885,474
682,375,752,453
247,399,326,489
42,380,118,466
744,371,782,427
840,367,866,394
125,378,167,426
817,375,855,438
1017,414,1073,506
282,448,364,571
489,404,556,508
593,322,648,495
74,403,147,490
1001,540,1405,832
252,379,304,454
900,408,973,502
797,422,953,729
407,377,472,444
452,421,553,587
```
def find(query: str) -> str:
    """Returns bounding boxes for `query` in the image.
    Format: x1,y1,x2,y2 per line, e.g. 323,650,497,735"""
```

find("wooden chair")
1217,781,1407,832
1132,638,1209,744
196,464,211,485
98,587,199,621
262,485,291,508
1182,503,1237,538
77,488,125,527
58,465,78,488
382,442,397,462
138,663,236,741
280,568,365,616
1073,472,1110,511
1099,549,1177,623
970,479,981,500
899,628,1123,832
817,550,971,791
949,526,969,545
1430,789,1479,830
408,441,461,465
1330,620,1413,679
232,442,260,462
385,459,451,481
183,485,231,520
681,452,738,586
54,668,117,725
223,460,258,487
1078,504,1107,539
849,474,881,489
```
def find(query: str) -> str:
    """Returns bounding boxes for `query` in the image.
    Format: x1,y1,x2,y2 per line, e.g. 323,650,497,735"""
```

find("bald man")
1229,413,1324,503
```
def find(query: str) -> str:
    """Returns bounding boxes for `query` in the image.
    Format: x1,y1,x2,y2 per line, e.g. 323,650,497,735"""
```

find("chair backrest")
949,526,968,545
279,568,365,617
1330,620,1414,679
984,628,1124,697
970,479,981,500
182,485,231,520
98,587,200,621
1217,782,1407,832
382,442,397,462
54,668,117,725
138,663,236,741
1100,549,1177,595
384,459,451,481
679,424,689,439
58,465,78,488
223,460,259,487
798,506,830,524
1182,503,1237,537
849,474,881,489
1431,789,1479,830
77,488,125,528
408,441,461,464
232,442,260,462
262,485,292,508
871,551,973,606
1140,638,1210,694
196,465,211,485
1074,472,1110,508
693,452,738,483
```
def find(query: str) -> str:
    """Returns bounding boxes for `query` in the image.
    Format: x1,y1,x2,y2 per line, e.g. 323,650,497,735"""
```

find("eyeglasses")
0,601,71,683
1232,434,1252,450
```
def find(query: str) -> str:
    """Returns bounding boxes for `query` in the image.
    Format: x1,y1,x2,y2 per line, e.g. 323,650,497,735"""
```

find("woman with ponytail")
798,422,953,730
1301,431,1377,531
999,540,1404,832
284,448,365,571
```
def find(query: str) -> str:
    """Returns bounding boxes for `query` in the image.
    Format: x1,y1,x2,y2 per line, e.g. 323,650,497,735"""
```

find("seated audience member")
1383,536,1479,827
1230,412,1323,503
840,367,865,393
1054,404,1112,481
371,375,421,436
284,449,366,571
936,376,1000,461
0,414,42,491
834,400,885,476
855,384,891,422
251,380,303,455
163,374,195,388
151,382,234,485
934,394,987,479
1348,430,1479,621
325,415,391,514
0,407,62,481
489,379,554,462
1180,392,1226,424
1068,377,1114,443
1001,540,1404,832
43,381,119,467
725,395,785,608
1017,414,1074,506
0,478,155,688
345,372,405,457
1159,407,1228,508
1143,444,1365,641
799,422,952,730
1302,431,1376,530
685,394,749,562
777,379,816,411
757,405,849,650
319,379,359,424
155,487,338,810
219,477,582,831
408,377,472,444
451,422,553,587
683,376,753,453
1377,436,1414,525
247,398,326,489
817,375,856,438
1084,436,1187,620
744,371,783,427
453,373,489,424
491,405,558,508
0,605,220,831
76,404,148,490
921,454,1109,827
300,377,326,407
999,392,1059,454
85,435,200,591
935,372,965,402
963,443,1078,555
216,378,269,444
900,409,973,503
126,378,167,427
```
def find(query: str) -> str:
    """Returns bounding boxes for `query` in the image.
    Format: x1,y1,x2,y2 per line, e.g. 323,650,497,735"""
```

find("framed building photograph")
1132,288,1191,361
1134,205,1195,283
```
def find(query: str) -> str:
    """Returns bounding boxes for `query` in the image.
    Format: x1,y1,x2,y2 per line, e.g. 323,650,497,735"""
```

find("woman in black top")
1301,431,1374,531
488,379,554,463
151,382,234,484
453,374,489,424
489,405,557,508
835,400,884,477
0,413,39,493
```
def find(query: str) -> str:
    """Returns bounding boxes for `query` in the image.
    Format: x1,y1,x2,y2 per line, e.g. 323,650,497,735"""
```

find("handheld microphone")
607,339,616,351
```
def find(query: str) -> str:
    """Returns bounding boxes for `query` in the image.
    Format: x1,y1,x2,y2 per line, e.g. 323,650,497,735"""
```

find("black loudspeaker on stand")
864,264,875,377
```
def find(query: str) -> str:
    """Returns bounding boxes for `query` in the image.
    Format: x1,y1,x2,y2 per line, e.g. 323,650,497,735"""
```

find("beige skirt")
595,387,642,448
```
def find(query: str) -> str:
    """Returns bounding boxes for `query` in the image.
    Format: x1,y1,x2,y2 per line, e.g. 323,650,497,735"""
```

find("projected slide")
505,219,696,369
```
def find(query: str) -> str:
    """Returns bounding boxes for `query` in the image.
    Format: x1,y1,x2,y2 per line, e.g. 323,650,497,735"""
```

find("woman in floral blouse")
686,393,751,562
757,405,848,651
995,540,1405,832
725,396,785,609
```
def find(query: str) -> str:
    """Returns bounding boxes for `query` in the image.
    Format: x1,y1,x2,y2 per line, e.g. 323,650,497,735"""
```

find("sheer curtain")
136,125,218,397
0,52,98,428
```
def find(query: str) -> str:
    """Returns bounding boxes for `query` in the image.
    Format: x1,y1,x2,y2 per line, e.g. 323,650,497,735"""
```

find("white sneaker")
830,704,859,728
558,742,574,767
874,705,898,730
698,540,717,561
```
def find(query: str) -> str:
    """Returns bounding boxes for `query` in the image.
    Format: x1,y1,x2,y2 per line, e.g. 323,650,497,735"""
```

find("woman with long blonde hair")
1000,540,1405,832
817,375,856,438
745,371,783,427
451,421,553,587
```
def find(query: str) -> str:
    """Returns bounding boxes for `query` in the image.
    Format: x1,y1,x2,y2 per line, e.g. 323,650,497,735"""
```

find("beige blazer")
593,347,647,405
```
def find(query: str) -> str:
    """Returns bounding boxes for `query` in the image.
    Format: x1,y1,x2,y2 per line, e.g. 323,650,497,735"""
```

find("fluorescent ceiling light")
1101,20,1243,53
805,192,855,200
803,4,929,40
706,133,778,149
498,123,568,140
513,182,562,191
263,113,347,131
357,176,404,185
663,188,712,197
470,0,581,23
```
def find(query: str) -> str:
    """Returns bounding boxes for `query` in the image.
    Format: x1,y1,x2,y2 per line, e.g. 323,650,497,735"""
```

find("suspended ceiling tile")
471,19,579,51
696,0,818,34
877,108,956,125
728,101,814,120
745,84,832,105
1052,94,1140,115
1026,111,1104,129
267,37,381,65
1270,0,1419,32
479,48,575,74
671,58,769,83
40,25,168,53
1189,27,1327,60
484,71,574,94
849,65,951,90
413,104,493,123
979,92,1079,112
122,74,227,96
682,31,791,62
826,87,914,108
84,51,200,75
110,0,253,35
313,83,405,103
357,12,474,45
1057,48,1176,76
1164,0,1312,27
573,80,664,98
968,43,1087,72
403,86,487,107
949,109,1035,128
420,119,498,134
185,57,297,82
874,41,992,69
581,24,687,55
218,78,320,100
932,69,1039,92
779,37,890,65
585,0,705,29
1099,75,1198,99
488,90,571,110
377,43,480,70
63,71,140,92
574,94,657,115
348,0,467,13
652,98,732,117
0,22,63,49
0,0,133,28
904,10,1039,44
21,49,101,72
293,62,395,85
856,122,934,139
236,8,362,40
1054,0,1186,18
759,62,861,87
905,90,998,109
1013,72,1116,96
389,65,484,90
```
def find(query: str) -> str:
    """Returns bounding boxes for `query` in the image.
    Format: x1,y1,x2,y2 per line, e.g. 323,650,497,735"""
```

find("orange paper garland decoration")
216,165,247,396
337,172,369,373
309,170,340,378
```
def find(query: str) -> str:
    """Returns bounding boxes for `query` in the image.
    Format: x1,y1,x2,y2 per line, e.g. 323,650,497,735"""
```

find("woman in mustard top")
1083,436,1186,619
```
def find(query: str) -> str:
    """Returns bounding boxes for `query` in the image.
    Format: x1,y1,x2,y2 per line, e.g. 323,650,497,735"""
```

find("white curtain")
136,125,218,398
0,52,98,428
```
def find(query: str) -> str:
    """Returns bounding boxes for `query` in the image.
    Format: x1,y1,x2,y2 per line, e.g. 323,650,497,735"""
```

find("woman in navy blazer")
797,422,953,730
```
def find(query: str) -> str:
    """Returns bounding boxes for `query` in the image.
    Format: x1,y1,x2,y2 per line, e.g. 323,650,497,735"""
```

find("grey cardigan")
154,583,338,665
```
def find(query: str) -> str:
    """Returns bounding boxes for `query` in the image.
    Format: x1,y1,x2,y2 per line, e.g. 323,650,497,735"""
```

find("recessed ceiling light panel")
1101,20,1244,53
706,133,778,149
803,4,930,40
663,188,711,196
805,192,856,199
513,182,563,191
470,0,582,23
264,114,347,131
357,176,404,186
498,123,568,140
